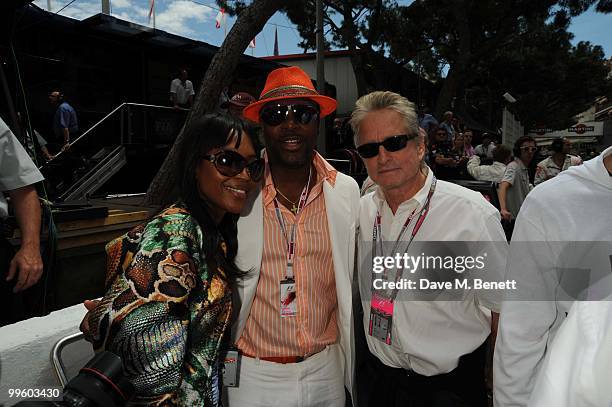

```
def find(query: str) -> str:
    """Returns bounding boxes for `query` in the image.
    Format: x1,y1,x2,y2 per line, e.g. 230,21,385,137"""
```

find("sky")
33,0,612,60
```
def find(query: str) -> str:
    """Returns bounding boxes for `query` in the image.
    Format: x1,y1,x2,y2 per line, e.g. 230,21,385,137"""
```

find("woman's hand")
80,299,100,342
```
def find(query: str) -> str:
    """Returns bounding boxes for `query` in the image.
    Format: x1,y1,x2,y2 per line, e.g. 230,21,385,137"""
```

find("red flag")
215,8,225,29
148,0,155,22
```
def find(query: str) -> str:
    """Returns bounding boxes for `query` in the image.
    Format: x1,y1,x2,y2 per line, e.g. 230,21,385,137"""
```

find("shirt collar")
262,150,337,206
373,166,433,211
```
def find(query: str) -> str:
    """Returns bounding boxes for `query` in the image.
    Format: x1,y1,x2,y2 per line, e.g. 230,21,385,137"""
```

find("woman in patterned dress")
82,112,264,406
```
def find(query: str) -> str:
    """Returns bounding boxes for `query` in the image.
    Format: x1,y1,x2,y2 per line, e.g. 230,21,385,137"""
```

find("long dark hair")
177,112,260,279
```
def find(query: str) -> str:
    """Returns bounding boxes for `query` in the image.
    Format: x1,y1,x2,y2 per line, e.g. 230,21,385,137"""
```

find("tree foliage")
378,0,611,129
280,0,396,96
145,0,285,205
280,0,610,130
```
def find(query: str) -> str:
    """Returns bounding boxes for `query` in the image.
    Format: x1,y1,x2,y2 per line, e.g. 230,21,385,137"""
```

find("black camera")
13,351,134,407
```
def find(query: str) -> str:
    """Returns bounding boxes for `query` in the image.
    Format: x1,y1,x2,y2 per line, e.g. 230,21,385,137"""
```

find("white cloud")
155,1,216,36
32,0,219,39
111,0,133,9
32,0,96,18
59,1,102,19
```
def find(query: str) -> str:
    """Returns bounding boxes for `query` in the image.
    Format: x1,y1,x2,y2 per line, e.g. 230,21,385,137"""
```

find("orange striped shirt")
236,153,339,358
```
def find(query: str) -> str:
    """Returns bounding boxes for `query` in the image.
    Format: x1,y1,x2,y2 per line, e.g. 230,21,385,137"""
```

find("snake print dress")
87,204,232,406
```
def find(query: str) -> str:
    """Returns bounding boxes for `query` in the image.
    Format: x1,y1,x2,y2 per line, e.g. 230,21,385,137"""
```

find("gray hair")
349,91,420,146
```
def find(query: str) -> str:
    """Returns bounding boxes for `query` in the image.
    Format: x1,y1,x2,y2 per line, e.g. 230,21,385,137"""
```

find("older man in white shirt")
351,91,507,407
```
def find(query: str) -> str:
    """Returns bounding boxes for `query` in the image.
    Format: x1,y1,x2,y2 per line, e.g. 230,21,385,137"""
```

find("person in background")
429,127,451,178
467,144,512,183
439,110,455,141
223,92,257,118
433,131,469,180
170,68,195,109
475,133,496,160
49,90,78,152
463,128,476,157
16,112,53,162
418,106,438,139
82,113,264,405
451,116,463,134
0,116,44,326
534,137,582,185
498,136,537,239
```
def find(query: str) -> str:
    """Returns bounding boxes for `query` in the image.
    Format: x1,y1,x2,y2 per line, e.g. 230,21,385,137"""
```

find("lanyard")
372,176,437,300
273,167,312,280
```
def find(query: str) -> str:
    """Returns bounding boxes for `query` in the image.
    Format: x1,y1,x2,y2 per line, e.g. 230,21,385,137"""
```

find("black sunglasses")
203,150,264,182
520,146,537,153
356,134,417,159
260,104,319,126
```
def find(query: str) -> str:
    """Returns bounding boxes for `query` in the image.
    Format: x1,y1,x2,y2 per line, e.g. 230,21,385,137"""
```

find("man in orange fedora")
228,66,360,406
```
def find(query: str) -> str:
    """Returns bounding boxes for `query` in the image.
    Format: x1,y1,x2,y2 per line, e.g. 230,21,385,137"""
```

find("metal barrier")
50,331,87,387
42,102,188,166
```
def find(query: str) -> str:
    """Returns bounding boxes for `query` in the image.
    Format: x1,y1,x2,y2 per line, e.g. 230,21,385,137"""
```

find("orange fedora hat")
242,66,337,123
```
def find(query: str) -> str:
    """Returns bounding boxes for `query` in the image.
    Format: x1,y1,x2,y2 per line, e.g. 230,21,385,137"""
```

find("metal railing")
51,332,87,387
41,102,189,167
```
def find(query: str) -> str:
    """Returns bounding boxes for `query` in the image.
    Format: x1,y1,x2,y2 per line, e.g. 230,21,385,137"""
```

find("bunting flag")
249,37,256,48
148,0,155,23
273,27,279,56
215,8,226,29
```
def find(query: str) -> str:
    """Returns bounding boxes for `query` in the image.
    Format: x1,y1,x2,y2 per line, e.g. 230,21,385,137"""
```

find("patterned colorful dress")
86,204,233,406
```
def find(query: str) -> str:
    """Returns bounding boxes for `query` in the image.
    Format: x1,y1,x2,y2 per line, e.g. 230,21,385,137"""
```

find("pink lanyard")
372,177,437,299
273,167,312,280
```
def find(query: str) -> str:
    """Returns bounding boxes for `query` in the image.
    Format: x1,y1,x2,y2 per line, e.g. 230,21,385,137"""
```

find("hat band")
260,85,319,100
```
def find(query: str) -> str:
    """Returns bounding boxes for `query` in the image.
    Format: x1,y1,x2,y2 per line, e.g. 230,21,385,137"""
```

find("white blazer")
233,171,360,398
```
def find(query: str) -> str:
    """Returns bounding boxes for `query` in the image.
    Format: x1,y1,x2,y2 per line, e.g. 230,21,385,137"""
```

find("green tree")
385,0,611,130
278,0,396,96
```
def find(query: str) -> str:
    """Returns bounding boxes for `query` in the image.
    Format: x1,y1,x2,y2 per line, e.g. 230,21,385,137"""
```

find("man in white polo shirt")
351,91,507,406
169,68,195,109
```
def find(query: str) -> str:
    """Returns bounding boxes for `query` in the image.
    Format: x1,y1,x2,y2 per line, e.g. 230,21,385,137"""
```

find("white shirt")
467,155,506,183
527,301,612,407
358,168,507,375
169,78,195,105
475,143,496,159
0,118,44,217
501,159,531,218
494,146,612,407
534,154,582,185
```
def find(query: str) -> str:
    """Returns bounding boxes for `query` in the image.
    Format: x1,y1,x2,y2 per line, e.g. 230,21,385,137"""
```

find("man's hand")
6,244,43,292
500,209,513,221
80,299,100,342
61,143,70,152
6,185,43,292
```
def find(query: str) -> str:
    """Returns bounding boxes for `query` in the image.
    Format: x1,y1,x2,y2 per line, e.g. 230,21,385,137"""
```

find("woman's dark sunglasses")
356,134,417,158
203,150,264,182
260,104,319,126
